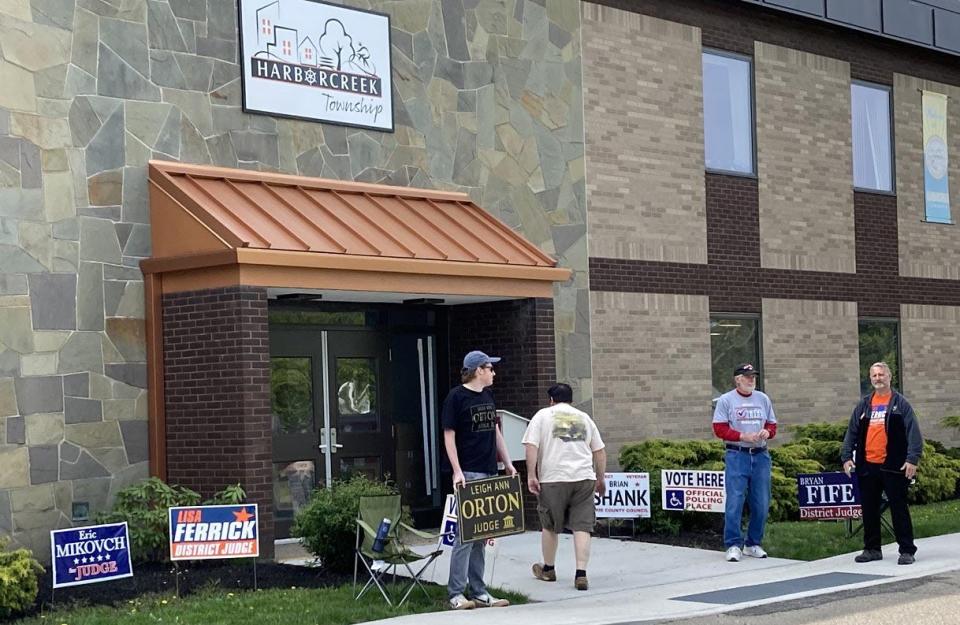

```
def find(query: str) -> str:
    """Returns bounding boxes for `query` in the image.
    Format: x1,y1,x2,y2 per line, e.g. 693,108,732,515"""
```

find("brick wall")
590,291,713,466
755,42,855,274
582,4,707,264
162,286,274,557
446,298,557,421
761,299,861,427
900,304,960,445
894,73,960,280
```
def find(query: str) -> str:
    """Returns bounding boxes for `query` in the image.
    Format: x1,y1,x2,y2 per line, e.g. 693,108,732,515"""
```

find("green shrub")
790,422,847,442
910,441,960,504
619,439,725,534
96,477,246,562
0,537,43,619
292,474,404,572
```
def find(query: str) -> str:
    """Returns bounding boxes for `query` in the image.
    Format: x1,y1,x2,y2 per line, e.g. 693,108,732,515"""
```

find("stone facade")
901,304,960,445
761,298,860,429
582,3,707,265
894,73,960,280
590,291,713,465
755,42,856,274
0,0,589,556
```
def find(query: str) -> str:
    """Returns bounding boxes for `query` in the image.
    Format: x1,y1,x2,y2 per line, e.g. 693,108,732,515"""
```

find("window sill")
921,219,955,225
853,187,896,197
705,168,758,180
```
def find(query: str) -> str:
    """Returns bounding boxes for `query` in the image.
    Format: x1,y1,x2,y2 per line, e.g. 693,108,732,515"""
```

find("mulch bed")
28,561,351,618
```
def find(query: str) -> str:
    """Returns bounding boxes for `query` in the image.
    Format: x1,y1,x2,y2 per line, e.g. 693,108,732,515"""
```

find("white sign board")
595,472,651,518
439,494,457,548
661,469,725,513
239,0,393,131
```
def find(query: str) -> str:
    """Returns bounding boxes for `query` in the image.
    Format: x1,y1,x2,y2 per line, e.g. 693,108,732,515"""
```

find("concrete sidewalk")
353,531,960,625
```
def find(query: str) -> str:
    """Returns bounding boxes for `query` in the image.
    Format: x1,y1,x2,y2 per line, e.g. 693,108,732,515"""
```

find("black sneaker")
898,553,915,565
854,549,883,563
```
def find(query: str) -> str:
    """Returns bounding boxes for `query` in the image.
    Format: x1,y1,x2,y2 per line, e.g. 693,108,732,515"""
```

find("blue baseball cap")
462,350,501,371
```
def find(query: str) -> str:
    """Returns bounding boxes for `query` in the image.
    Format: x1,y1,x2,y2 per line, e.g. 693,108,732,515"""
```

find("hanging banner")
168,504,259,561
796,472,861,521
239,0,393,131
51,522,134,588
922,90,950,223
595,472,651,518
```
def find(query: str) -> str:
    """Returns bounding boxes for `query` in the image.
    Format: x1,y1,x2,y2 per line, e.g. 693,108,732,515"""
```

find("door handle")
319,428,344,454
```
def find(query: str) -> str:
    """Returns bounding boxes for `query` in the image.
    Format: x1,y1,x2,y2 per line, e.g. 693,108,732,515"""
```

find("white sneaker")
743,545,768,559
725,546,742,562
449,594,476,610
473,592,509,607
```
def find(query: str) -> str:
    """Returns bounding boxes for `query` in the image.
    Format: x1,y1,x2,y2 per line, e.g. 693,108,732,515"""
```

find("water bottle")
372,518,391,553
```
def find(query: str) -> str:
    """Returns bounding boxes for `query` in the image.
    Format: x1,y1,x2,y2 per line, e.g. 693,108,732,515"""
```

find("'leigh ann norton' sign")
239,0,393,131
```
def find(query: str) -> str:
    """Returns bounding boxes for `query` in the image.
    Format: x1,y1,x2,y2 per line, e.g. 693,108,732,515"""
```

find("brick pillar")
447,297,557,531
447,297,557,419
162,286,274,558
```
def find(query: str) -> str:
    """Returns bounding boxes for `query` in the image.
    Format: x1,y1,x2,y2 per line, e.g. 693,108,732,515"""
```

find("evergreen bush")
0,537,43,619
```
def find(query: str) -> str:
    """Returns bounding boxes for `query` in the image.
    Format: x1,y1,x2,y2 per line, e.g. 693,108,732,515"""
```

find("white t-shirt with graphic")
522,403,605,483
712,389,777,448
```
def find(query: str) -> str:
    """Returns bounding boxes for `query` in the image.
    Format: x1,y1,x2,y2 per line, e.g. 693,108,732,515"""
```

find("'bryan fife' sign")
457,475,525,543
797,472,862,520
239,0,393,131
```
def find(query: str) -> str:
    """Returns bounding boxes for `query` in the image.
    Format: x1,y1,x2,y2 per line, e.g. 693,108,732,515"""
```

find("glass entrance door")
270,328,394,538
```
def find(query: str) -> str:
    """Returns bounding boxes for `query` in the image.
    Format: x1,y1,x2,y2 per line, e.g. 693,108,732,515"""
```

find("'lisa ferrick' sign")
239,0,394,132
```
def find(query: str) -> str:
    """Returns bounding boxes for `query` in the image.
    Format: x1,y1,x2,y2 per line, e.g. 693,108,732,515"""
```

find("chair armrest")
356,518,378,539
398,521,438,540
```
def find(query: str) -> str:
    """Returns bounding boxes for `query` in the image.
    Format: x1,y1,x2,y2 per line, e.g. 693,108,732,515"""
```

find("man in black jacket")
841,362,923,565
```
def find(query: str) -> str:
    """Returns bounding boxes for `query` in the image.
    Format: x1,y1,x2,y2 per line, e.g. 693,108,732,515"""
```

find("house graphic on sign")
298,36,318,66
255,1,279,46
269,26,298,63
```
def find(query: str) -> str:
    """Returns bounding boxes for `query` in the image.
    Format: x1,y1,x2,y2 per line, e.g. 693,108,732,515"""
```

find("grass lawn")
765,498,960,561
15,583,528,625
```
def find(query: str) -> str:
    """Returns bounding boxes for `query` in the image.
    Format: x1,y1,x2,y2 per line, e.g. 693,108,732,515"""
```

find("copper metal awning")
141,160,570,298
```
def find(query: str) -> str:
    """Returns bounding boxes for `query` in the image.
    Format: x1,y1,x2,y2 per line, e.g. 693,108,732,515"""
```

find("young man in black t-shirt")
442,350,516,610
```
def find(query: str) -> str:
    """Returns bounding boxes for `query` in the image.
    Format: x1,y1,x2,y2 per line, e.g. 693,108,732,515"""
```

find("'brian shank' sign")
595,472,651,518
457,474,524,543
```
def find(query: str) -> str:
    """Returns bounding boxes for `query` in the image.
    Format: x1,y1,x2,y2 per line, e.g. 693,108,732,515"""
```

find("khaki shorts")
537,479,597,533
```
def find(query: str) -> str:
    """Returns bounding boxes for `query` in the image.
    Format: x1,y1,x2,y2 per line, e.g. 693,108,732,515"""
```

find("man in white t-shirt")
522,383,606,591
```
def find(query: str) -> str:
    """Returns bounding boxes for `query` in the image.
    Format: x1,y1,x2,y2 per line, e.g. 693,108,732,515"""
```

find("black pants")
859,462,916,555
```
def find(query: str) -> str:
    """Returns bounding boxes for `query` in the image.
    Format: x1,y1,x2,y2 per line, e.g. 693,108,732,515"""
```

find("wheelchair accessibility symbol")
666,489,685,510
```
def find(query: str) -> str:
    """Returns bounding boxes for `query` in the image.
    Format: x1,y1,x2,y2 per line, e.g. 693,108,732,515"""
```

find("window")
858,319,901,395
710,315,761,400
703,51,755,174
851,82,893,192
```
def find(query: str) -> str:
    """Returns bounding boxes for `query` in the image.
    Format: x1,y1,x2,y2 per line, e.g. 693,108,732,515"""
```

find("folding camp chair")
353,494,445,607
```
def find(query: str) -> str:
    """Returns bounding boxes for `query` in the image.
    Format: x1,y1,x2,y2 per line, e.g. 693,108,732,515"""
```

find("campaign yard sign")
51,522,133,588
595,472,651,518
797,472,862,520
457,474,524,543
661,469,725,513
169,504,259,561
439,494,458,548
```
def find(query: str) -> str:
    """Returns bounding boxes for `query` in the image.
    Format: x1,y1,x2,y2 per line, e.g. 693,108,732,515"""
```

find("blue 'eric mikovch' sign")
50,522,133,588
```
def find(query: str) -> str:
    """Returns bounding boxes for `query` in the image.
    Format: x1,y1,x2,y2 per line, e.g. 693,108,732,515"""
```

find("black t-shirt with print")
441,385,499,473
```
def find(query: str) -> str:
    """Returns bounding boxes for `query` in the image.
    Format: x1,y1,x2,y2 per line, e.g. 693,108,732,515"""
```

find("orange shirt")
865,392,891,463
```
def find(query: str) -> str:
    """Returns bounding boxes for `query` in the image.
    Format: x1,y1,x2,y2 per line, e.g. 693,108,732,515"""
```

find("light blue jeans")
723,449,771,549
448,471,494,598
